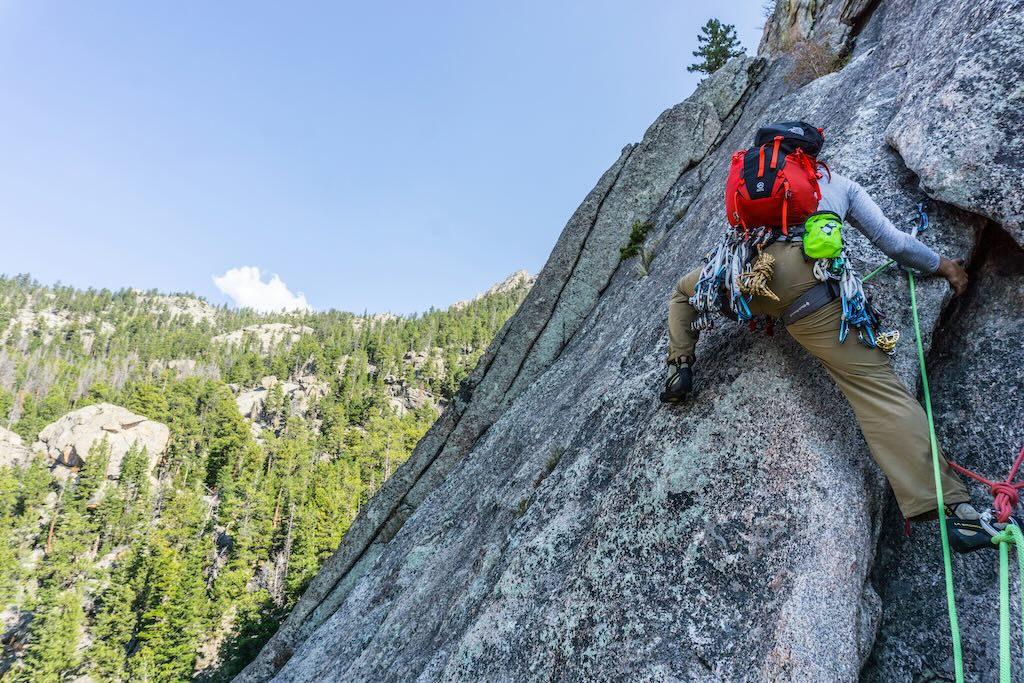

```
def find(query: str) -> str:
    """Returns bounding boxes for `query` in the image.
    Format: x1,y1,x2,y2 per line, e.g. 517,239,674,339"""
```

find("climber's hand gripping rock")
935,256,968,297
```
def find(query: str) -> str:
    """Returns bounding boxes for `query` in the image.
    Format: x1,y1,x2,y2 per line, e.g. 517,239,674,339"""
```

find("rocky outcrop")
451,271,535,310
233,376,329,425
351,313,399,332
149,358,221,380
382,374,438,417
241,1,1024,681
145,292,219,324
34,403,170,479
401,349,445,378
212,324,313,353
2,307,115,350
0,428,32,469
885,4,1024,244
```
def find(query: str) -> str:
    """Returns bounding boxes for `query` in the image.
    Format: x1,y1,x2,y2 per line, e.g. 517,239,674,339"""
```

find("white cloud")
213,266,313,313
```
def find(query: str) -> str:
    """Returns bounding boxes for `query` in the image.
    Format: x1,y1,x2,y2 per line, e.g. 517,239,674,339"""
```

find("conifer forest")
0,272,531,681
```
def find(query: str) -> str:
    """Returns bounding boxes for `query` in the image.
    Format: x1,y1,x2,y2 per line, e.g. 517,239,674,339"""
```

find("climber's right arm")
845,179,969,296
844,180,941,274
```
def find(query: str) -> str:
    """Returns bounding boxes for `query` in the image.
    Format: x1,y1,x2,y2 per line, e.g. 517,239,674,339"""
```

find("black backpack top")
754,121,825,157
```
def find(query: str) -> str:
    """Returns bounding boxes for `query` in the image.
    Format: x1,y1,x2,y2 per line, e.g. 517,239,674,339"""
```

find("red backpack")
724,121,830,236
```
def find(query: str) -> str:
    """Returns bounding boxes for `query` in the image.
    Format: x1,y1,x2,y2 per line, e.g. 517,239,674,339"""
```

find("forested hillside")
0,270,532,681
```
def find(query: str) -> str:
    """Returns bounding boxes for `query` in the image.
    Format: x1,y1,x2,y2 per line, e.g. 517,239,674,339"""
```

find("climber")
661,121,1015,553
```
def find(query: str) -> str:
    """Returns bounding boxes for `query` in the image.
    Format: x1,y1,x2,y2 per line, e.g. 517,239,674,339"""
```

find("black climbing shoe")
659,360,693,403
945,503,1022,554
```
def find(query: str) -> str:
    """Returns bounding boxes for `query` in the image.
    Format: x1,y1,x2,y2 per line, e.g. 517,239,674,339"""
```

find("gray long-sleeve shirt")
817,172,940,273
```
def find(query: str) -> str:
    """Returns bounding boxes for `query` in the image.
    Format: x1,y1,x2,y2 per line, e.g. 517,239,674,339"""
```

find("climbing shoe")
659,359,693,403
944,503,1022,554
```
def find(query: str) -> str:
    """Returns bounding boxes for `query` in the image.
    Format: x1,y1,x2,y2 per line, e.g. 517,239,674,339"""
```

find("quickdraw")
689,227,776,330
812,248,890,350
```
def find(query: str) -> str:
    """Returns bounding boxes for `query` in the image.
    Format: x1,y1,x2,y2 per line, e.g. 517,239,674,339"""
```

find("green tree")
15,587,86,682
88,551,141,681
0,386,14,425
687,19,744,75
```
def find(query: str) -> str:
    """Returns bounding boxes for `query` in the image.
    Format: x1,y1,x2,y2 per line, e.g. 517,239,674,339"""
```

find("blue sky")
0,1,765,314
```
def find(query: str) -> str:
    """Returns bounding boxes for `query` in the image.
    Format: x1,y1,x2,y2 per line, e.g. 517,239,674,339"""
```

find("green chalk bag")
802,210,844,259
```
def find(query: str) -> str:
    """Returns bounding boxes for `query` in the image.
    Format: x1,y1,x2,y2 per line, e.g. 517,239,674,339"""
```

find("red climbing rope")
949,446,1024,524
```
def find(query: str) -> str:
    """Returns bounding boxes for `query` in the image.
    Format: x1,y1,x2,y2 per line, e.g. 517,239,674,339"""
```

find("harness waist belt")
781,280,839,326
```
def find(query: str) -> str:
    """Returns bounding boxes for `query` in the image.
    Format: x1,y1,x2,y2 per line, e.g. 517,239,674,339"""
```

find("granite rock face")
863,224,1024,682
240,1,1024,681
885,3,1024,244
237,53,764,682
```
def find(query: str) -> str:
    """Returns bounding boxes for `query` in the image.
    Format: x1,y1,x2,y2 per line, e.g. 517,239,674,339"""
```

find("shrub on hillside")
786,40,846,87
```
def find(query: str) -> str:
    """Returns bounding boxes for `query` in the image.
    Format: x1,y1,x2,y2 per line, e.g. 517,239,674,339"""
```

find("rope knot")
991,483,1020,524
949,447,1024,525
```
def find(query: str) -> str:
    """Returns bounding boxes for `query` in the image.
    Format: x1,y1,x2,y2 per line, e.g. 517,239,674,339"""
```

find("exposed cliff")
240,1,1024,680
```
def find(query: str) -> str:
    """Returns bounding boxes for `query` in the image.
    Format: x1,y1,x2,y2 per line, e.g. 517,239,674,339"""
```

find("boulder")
236,388,267,421
386,387,438,418
34,404,170,479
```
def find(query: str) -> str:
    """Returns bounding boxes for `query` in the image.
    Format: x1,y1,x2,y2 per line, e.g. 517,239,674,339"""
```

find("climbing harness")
866,204,1024,683
807,212,893,350
692,216,895,354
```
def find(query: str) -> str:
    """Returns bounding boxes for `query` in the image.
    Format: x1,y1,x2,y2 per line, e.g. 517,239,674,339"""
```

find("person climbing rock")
662,121,1014,552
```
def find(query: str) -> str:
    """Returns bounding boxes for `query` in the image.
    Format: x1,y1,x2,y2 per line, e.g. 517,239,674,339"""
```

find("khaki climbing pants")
667,240,969,519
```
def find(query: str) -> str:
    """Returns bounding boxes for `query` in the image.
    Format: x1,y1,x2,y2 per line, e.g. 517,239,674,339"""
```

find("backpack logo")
787,126,805,135
756,181,766,192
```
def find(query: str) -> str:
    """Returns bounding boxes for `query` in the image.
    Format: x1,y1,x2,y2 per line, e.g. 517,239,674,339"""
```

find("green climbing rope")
862,259,896,283
862,256,964,678
992,524,1024,683
864,214,1024,680
907,269,965,683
